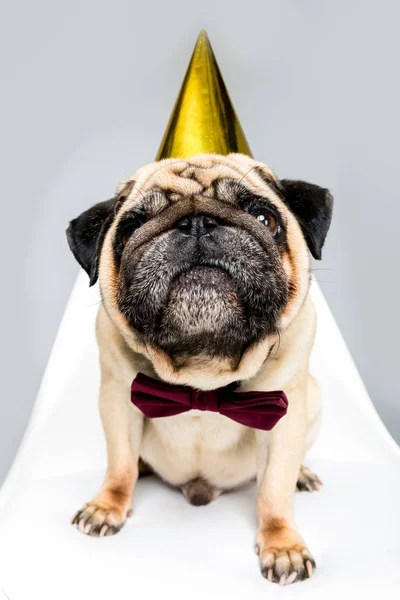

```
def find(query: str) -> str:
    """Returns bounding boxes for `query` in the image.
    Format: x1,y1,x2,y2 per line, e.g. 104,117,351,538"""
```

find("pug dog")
67,153,332,585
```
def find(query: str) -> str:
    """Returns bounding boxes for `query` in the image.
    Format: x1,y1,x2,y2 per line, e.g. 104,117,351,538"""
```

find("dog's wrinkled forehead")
116,153,279,213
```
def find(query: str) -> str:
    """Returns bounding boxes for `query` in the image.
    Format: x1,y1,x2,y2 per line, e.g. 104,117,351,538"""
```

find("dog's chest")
140,410,257,488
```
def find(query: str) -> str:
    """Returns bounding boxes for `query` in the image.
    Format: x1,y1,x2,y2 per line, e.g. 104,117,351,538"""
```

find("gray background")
1,0,399,485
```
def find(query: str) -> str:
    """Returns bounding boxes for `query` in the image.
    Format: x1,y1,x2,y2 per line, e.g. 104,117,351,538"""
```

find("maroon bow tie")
131,373,288,431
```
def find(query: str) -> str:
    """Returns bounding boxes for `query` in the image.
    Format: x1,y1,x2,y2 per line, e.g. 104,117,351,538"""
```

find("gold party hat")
155,30,252,160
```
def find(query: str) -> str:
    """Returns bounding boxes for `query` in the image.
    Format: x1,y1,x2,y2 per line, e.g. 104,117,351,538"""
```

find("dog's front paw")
256,520,315,585
71,488,132,537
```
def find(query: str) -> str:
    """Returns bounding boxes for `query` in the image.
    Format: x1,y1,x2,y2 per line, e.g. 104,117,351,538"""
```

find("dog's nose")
175,214,221,236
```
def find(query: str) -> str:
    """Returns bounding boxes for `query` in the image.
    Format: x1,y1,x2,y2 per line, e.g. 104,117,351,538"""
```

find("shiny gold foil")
155,30,252,160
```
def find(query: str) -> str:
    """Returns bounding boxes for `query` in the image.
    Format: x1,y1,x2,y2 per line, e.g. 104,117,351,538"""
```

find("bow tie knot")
191,388,209,412
188,387,232,412
131,373,288,431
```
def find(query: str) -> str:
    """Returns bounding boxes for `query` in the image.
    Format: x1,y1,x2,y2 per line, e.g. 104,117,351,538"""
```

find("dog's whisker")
238,163,262,185
273,330,282,356
311,268,337,272
131,181,146,200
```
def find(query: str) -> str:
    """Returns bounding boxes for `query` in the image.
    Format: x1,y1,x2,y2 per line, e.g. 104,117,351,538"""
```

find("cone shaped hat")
155,30,252,160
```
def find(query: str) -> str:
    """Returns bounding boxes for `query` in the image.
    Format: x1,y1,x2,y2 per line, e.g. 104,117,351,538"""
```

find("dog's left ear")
279,179,333,260
66,197,117,286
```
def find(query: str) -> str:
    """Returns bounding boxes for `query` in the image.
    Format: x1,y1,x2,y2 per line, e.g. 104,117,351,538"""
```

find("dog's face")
67,154,332,385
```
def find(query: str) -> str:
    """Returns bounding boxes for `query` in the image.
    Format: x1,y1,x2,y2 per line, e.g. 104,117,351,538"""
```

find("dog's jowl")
67,153,333,585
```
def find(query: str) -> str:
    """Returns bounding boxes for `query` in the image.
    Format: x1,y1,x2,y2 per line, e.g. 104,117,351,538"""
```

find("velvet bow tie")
131,372,288,431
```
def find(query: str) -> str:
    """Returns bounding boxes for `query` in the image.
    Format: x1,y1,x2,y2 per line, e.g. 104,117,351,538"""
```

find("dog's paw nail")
78,518,86,533
100,524,109,537
279,574,286,586
286,572,298,585
84,521,92,534
306,560,314,578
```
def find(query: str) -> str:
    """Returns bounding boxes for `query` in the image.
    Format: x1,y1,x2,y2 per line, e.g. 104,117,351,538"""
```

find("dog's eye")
120,217,144,246
254,210,280,236
121,226,134,246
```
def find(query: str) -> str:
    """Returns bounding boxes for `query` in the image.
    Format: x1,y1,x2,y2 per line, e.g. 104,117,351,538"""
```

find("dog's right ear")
66,197,117,286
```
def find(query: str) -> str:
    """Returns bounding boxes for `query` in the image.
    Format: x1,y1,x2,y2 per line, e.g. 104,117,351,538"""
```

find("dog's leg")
71,376,143,537
255,381,315,585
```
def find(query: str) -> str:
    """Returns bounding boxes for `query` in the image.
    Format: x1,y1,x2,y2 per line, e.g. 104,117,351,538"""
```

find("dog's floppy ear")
279,179,333,260
66,197,117,286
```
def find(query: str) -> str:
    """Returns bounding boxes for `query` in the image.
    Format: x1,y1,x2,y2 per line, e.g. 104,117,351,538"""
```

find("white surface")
0,272,399,598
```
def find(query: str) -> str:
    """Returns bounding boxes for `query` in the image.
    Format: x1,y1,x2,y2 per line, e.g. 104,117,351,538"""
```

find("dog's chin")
164,266,242,331
155,266,248,362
